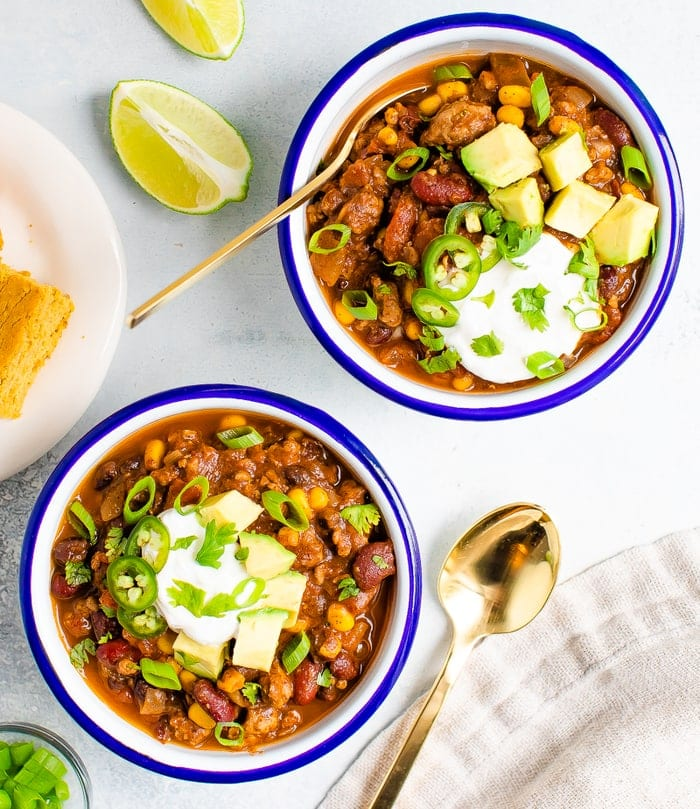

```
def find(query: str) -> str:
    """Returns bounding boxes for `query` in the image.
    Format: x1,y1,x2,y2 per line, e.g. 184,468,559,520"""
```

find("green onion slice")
525,351,565,379
67,500,97,543
230,576,266,609
386,146,430,181
123,476,157,525
173,475,210,515
341,289,378,320
217,425,264,449
620,145,652,190
140,658,181,690
308,223,351,254
262,490,310,531
531,73,551,126
433,63,473,82
281,630,311,674
214,721,245,747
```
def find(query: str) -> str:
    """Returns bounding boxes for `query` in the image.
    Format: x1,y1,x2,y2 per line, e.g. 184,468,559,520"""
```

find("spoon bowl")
368,502,559,808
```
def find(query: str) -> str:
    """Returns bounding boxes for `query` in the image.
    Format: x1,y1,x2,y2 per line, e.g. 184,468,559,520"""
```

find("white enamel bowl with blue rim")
278,13,684,420
20,384,421,782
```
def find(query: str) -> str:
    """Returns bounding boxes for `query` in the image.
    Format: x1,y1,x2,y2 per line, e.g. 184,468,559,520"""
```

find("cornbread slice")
0,261,74,419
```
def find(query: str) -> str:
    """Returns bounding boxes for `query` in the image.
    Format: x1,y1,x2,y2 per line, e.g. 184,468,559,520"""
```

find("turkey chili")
306,53,659,392
50,411,396,752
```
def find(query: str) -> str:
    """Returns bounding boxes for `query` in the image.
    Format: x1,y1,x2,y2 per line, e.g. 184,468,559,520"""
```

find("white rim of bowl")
20,384,421,782
278,13,684,420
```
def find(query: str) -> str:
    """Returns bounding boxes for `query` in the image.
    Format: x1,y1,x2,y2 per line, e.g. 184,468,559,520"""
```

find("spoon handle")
366,633,481,809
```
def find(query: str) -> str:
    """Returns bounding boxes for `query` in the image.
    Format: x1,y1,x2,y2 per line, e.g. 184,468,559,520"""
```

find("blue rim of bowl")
20,383,422,782
278,12,684,421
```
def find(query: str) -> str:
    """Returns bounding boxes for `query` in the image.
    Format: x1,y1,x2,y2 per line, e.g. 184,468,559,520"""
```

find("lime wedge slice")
109,79,253,214
140,0,244,60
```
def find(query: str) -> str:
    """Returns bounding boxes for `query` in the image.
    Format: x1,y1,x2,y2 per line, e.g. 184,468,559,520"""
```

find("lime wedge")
109,79,253,214
140,0,244,60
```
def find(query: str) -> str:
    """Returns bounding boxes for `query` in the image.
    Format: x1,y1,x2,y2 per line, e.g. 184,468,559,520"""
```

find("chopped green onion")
433,63,473,82
525,351,565,379
308,223,351,254
386,146,430,181
217,425,264,449
214,721,245,747
140,658,181,690
341,289,378,320
281,630,311,673
620,145,652,190
123,476,156,525
66,499,97,543
173,475,210,515
531,73,551,126
262,490,310,531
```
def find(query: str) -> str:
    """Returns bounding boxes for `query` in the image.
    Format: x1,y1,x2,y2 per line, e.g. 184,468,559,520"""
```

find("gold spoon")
126,83,428,329
368,502,560,809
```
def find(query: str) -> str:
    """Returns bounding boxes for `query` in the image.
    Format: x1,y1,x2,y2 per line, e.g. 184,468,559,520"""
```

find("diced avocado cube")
263,571,307,628
231,608,288,672
239,532,296,579
544,180,616,239
539,130,592,191
199,489,263,531
590,194,659,265
461,123,542,192
488,177,544,228
173,632,226,680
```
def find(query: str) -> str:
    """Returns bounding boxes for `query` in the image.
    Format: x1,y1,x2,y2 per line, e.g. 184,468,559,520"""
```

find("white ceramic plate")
0,102,126,480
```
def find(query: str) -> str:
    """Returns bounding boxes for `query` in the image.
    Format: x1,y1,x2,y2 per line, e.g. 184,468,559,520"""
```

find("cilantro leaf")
317,667,333,687
567,236,600,280
196,520,238,569
201,592,241,618
472,289,496,308
418,346,461,374
105,526,125,562
496,221,542,264
70,638,96,673
372,554,389,570
241,682,261,704
340,504,381,534
338,576,360,601
471,331,504,357
167,580,207,617
384,260,417,280
419,325,445,352
481,207,504,235
64,560,91,588
512,284,550,332
172,535,198,551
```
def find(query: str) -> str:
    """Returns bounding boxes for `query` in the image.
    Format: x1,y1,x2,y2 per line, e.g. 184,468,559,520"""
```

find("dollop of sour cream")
155,509,258,646
443,233,586,384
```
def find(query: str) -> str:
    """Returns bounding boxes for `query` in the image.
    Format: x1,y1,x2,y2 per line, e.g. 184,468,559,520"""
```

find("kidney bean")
90,609,118,642
330,651,359,681
410,171,474,206
96,638,141,669
352,541,396,590
293,659,323,705
383,191,419,262
93,460,118,490
53,538,90,566
593,108,633,148
50,571,84,600
193,679,238,723
363,323,393,346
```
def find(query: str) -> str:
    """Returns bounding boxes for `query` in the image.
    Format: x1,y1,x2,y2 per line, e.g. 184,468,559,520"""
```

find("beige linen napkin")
319,529,700,809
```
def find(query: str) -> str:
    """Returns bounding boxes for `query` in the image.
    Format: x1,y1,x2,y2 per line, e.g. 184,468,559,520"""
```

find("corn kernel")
188,702,216,730
377,125,398,147
179,669,197,690
437,79,468,102
309,486,329,511
156,634,174,654
286,618,308,634
327,602,356,632
384,106,399,126
287,428,304,440
498,84,531,108
287,487,312,517
620,181,645,200
452,375,473,392
548,115,580,136
217,668,245,696
404,317,423,342
144,439,166,471
417,93,442,117
497,104,525,128
334,298,356,326
278,526,299,548
218,413,247,430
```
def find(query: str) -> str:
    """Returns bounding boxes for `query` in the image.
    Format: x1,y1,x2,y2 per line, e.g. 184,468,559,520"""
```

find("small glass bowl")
0,722,91,808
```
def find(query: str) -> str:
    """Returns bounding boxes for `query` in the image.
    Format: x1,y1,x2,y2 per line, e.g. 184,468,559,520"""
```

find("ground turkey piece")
421,99,496,149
